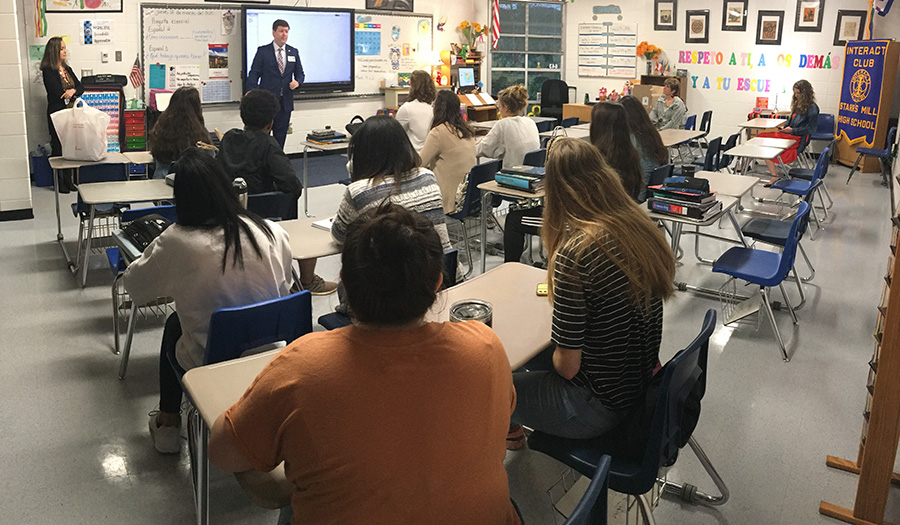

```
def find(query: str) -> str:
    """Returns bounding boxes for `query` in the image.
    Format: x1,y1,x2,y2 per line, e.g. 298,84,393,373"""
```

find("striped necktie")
277,47,284,75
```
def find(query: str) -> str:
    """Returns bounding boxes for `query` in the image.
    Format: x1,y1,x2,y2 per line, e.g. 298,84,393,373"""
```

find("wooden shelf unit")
820,217,900,524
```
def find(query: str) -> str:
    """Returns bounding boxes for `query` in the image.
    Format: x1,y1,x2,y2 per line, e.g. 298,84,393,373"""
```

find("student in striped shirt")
508,138,676,449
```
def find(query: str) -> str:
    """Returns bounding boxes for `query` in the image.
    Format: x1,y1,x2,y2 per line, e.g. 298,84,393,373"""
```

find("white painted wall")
19,0,480,155
1,0,31,215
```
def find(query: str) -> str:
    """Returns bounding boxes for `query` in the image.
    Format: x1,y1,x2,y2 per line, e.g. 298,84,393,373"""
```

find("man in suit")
247,19,304,149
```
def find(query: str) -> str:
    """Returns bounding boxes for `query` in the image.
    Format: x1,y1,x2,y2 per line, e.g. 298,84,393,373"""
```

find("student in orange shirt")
208,203,520,525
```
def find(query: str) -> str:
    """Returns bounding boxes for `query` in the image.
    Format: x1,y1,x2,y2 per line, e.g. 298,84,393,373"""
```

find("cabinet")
123,109,146,152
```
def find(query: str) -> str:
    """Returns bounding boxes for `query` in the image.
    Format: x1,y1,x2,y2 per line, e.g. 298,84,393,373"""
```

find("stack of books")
494,165,545,193
306,129,348,146
647,184,722,220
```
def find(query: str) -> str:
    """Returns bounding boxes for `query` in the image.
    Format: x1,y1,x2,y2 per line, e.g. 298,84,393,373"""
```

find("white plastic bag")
50,98,110,161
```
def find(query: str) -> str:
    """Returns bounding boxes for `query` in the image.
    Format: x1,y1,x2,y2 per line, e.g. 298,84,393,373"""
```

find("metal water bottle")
233,177,248,208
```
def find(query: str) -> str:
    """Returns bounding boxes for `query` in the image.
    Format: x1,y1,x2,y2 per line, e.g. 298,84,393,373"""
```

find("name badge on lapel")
287,56,296,62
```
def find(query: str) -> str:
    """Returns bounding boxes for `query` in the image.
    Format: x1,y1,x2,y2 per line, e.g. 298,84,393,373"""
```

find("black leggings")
503,207,544,263
159,313,186,414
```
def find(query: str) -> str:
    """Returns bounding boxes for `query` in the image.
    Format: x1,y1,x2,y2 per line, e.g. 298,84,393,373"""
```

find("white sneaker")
148,411,182,454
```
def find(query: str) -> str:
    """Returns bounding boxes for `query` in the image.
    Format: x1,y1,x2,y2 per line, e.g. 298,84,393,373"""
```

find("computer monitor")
458,67,476,88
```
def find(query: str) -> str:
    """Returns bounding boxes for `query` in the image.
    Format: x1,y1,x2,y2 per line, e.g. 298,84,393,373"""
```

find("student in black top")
219,89,336,296
757,79,819,185
508,138,675,448
41,37,83,192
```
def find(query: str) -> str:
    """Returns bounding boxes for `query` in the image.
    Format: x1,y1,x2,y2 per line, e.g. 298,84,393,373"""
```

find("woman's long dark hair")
348,115,420,187
589,102,645,201
40,37,65,70
431,90,474,139
149,87,209,165
173,147,274,272
792,79,816,115
620,96,669,165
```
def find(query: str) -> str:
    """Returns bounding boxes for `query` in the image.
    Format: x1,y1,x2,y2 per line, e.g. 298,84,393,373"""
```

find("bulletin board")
577,22,637,79
141,4,244,104
352,10,433,96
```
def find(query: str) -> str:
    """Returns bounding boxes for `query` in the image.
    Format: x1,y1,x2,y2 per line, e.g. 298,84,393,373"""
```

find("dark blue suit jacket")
247,43,305,112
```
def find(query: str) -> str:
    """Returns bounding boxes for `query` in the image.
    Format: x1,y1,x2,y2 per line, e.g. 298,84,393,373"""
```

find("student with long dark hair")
148,86,210,179
41,36,83,192
757,79,819,185
621,95,669,202
396,70,437,152
209,203,520,524
508,139,674,448
420,90,477,213
124,147,292,454
589,102,645,201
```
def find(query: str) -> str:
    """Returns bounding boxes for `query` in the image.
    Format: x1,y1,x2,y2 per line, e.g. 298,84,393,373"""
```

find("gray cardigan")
649,95,687,130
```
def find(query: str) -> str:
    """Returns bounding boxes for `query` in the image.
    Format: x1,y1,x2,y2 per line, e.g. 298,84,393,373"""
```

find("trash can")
31,155,52,187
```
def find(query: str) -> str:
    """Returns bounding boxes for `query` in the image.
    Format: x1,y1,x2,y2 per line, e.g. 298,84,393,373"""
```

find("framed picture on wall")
654,0,677,31
794,0,824,32
834,10,867,46
686,10,710,43
46,0,122,13
756,10,784,45
722,0,748,31
366,0,414,11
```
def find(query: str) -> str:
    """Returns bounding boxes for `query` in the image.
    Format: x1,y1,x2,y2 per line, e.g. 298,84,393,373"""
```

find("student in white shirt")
395,70,436,152
476,84,540,167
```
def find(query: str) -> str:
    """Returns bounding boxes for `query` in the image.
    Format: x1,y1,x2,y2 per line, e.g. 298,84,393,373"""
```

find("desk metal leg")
480,191,492,274
669,221,683,254
53,168,76,271
190,409,210,525
118,302,139,379
80,205,96,287
302,145,313,218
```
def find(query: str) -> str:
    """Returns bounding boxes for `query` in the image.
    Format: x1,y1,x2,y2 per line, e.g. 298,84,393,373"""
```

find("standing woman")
757,79,819,185
589,102,645,201
148,86,210,179
41,37,83,193
395,70,436,153
621,95,669,202
420,90,477,213
476,84,540,167
508,138,675,446
649,77,687,131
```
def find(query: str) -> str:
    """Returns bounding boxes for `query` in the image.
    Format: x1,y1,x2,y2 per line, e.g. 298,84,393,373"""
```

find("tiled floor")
1,165,898,524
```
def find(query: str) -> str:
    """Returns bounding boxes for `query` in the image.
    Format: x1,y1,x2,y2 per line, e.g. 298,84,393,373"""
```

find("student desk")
738,117,786,142
182,262,551,525
75,179,173,287
298,139,349,218
747,136,797,150
122,151,155,178
476,181,545,273
471,115,560,132
278,218,340,260
49,153,131,274
659,129,705,148
539,126,590,140
723,142,790,179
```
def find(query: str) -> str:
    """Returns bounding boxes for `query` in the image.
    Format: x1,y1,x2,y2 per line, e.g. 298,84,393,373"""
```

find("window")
490,1,564,101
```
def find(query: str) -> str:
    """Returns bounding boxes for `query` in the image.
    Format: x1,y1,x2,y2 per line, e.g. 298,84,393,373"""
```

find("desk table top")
747,137,797,149
539,127,590,140
122,151,154,165
278,218,341,261
723,143,785,160
77,179,173,205
477,180,545,200
694,171,758,198
739,118,786,130
659,129,705,147
49,152,130,170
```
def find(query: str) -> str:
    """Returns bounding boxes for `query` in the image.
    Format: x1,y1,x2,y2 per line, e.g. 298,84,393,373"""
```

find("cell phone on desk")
536,283,548,296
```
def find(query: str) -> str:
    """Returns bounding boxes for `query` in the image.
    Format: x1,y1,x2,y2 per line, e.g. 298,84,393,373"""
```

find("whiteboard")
141,4,244,104
352,10,433,96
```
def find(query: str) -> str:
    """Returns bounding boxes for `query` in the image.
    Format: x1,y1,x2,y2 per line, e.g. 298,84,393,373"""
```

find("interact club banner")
838,40,891,148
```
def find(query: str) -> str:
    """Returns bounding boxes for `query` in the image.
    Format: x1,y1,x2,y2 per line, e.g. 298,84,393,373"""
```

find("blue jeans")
512,357,626,439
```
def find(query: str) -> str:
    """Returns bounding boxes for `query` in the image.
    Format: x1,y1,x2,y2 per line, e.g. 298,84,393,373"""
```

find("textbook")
648,198,722,220
495,172,544,193
650,188,717,205
312,216,335,231
500,165,545,177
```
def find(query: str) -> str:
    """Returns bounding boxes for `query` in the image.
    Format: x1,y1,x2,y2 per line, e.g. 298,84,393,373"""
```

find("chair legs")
797,242,816,282
846,153,865,184
188,406,210,525
635,494,657,525
659,436,730,507
759,287,790,362
112,273,123,355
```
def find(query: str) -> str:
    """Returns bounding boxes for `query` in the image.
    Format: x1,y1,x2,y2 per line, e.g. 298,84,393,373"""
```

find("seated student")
648,77,687,131
148,86,209,179
589,102,645,201
208,203,520,524
218,89,336,296
331,115,452,252
476,84,540,167
123,147,293,454
395,70,436,153
757,79,819,186
507,138,675,449
420,90,478,213
621,95,669,202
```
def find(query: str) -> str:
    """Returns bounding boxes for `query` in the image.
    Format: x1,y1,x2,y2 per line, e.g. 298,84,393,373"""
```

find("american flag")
491,0,501,50
129,56,144,88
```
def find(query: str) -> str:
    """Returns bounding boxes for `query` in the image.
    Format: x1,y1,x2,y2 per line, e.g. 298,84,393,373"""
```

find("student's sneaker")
148,411,182,454
303,274,338,296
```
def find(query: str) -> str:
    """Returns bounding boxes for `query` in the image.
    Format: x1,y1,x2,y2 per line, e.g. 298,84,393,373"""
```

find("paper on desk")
312,216,335,231
479,93,496,105
465,93,483,106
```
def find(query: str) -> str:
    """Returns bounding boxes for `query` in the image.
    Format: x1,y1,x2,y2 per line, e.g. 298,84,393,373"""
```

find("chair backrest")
561,116,579,128
684,114,697,131
442,248,459,288
121,205,177,224
535,120,555,133
247,191,299,221
635,309,716,493
449,159,502,221
649,164,674,186
701,136,722,171
796,133,811,154
699,110,713,133
204,291,313,365
78,162,128,184
799,180,823,237
523,148,547,167
540,79,569,108
810,146,830,184
816,113,836,137
776,202,811,280
562,454,611,525
718,133,740,170
886,126,898,150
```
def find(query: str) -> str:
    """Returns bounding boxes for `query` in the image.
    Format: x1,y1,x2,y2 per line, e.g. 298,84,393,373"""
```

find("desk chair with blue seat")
523,148,547,167
447,160,502,277
771,146,830,228
560,116,580,128
846,126,897,214
247,191,299,221
713,202,811,362
811,113,835,144
172,291,313,525
72,162,130,267
717,133,740,172
536,120,555,134
688,136,722,172
561,454,612,525
528,310,726,525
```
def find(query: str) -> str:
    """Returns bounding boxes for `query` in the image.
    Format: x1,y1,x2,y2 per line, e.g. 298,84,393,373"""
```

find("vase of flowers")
459,20,487,52
636,41,661,75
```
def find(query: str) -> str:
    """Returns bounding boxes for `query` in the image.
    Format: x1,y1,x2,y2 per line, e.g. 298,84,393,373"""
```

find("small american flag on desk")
130,56,144,88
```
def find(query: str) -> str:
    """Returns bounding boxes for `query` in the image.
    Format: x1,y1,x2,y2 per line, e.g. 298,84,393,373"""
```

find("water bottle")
233,177,248,208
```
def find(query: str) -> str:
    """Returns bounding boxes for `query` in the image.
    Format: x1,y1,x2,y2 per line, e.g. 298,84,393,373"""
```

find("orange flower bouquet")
459,20,487,48
636,41,661,60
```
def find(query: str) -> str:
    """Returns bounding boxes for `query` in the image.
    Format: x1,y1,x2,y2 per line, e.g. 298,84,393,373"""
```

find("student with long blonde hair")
507,138,675,448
